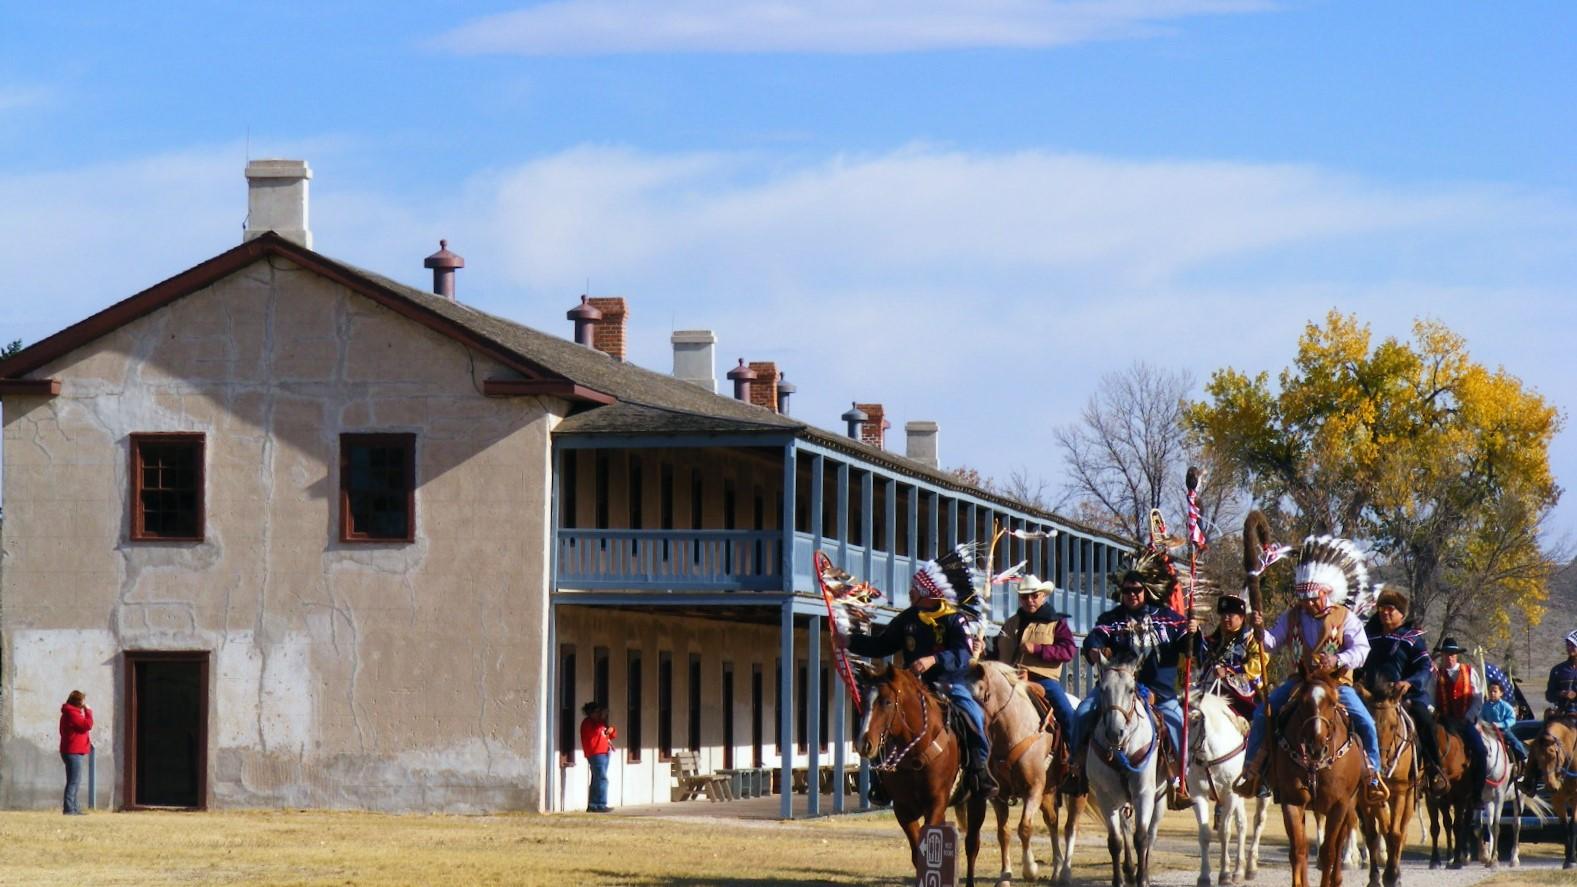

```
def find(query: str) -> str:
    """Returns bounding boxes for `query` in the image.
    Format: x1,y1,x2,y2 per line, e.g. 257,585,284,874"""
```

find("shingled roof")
0,232,1124,543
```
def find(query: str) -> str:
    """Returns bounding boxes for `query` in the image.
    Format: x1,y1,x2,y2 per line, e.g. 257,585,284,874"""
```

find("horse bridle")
1275,685,1354,781
1369,698,1415,780
1093,679,1158,776
869,684,936,772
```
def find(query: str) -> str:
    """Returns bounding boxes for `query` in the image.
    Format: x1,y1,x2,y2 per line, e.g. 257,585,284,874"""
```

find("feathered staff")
1242,510,1291,702
1179,467,1208,786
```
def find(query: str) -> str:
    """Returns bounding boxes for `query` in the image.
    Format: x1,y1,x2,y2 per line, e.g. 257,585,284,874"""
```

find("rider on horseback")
1433,637,1488,798
1184,592,1263,722
1356,587,1448,794
993,575,1076,743
1547,630,1577,720
1067,551,1192,801
1482,678,1527,766
847,545,999,800
1234,536,1388,809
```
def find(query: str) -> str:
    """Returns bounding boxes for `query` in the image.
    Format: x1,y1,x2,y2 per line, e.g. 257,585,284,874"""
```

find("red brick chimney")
748,362,779,412
586,297,627,361
855,403,889,449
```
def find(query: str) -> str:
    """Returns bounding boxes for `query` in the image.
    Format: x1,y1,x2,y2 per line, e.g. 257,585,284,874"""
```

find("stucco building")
0,160,1127,814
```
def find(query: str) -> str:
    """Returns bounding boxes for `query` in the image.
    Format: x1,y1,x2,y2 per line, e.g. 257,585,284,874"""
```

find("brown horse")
1423,723,1470,869
1358,680,1418,887
1530,718,1577,869
966,660,1084,887
857,661,989,886
1267,667,1364,887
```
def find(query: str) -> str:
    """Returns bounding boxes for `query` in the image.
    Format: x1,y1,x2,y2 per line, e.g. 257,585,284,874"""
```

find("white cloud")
433,0,1271,55
0,84,54,113
2,141,1573,538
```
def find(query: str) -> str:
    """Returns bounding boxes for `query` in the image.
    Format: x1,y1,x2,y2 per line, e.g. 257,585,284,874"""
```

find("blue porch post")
906,484,919,583
832,633,846,814
810,453,825,552
807,615,821,816
884,476,898,595
861,473,874,590
779,440,798,819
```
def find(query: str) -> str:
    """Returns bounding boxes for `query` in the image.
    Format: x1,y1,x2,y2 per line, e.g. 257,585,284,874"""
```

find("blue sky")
3,1,1575,540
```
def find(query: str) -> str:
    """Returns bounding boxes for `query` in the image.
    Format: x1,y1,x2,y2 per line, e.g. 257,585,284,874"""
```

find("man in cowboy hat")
1233,563,1387,808
847,545,998,799
1356,588,1447,793
1434,637,1487,794
994,575,1076,741
1068,563,1192,800
1184,592,1264,722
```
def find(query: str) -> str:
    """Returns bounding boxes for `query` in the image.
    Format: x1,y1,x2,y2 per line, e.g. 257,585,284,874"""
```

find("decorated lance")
1179,466,1207,786
1241,509,1290,704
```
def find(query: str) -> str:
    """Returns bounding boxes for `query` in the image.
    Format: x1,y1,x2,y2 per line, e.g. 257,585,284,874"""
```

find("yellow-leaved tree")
1187,312,1561,650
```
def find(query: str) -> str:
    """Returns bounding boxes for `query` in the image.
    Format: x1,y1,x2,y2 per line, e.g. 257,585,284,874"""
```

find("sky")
2,1,1575,540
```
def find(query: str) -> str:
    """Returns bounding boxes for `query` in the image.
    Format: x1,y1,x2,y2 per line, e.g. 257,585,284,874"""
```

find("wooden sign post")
917,823,957,887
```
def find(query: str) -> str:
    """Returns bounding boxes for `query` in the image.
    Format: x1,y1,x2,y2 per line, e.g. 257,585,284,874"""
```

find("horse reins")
871,687,946,773
1275,689,1355,784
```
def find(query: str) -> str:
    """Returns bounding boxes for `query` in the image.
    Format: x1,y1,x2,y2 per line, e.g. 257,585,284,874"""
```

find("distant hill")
1504,556,1577,687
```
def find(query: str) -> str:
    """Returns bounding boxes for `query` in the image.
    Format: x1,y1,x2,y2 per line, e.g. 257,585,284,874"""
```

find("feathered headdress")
1108,546,1193,606
911,543,983,610
1292,535,1379,617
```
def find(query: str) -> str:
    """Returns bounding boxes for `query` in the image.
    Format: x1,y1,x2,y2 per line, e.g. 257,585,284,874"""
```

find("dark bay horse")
858,661,989,885
1423,721,1470,868
1267,667,1364,887
1530,718,1577,868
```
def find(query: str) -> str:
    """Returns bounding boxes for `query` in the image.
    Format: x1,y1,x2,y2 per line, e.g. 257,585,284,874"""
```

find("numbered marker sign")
917,823,957,887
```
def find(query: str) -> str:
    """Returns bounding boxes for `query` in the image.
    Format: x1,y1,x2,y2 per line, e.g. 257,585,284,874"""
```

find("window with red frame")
339,434,415,542
131,433,205,541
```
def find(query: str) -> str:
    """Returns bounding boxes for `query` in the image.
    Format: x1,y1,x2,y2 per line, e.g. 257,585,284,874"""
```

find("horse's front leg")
1245,794,1267,881
1507,788,1521,868
1427,795,1442,869
1104,803,1126,887
1320,803,1355,887
1018,783,1043,883
1191,794,1213,887
964,794,988,887
992,797,1012,887
1055,793,1082,887
1283,803,1309,887
899,808,926,876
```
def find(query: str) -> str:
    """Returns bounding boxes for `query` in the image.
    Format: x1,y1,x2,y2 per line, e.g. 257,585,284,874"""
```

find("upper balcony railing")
556,529,782,591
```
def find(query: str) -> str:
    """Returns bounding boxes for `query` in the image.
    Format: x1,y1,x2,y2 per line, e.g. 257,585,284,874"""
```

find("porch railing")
556,530,783,591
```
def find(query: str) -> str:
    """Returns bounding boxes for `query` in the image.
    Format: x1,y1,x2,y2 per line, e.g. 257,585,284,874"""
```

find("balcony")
556,529,783,591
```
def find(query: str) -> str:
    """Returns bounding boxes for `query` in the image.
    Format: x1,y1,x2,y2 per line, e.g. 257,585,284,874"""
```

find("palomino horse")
1357,680,1419,887
1062,653,1167,887
967,661,1084,887
857,661,989,886
1186,688,1268,886
1424,723,1471,868
1266,666,1364,887
1530,717,1577,869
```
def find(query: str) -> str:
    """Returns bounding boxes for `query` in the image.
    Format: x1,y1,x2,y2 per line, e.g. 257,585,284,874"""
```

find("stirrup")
1363,774,1389,808
1233,760,1263,799
1168,777,1193,810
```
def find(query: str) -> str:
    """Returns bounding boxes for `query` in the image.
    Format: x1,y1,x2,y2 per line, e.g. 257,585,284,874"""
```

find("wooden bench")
671,751,733,802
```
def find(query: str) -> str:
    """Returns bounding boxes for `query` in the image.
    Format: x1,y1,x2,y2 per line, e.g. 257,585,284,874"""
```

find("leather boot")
1362,769,1390,811
971,760,999,800
1233,750,1267,799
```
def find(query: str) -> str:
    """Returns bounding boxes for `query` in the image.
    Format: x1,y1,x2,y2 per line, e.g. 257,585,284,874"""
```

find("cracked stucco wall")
1,256,559,812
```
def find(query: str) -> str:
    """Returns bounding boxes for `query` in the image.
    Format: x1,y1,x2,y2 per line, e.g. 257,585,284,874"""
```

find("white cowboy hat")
1015,574,1056,595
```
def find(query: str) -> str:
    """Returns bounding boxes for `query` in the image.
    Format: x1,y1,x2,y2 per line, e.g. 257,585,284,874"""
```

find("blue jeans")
587,753,609,810
943,681,991,768
62,753,84,814
1028,676,1075,738
1245,679,1380,771
1070,686,1182,755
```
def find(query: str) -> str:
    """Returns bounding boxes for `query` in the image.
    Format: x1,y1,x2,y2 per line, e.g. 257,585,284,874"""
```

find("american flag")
1485,662,1512,693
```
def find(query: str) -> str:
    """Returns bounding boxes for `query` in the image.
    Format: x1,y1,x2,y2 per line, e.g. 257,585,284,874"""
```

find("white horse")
1061,653,1167,887
1474,723,1551,868
1186,688,1269,885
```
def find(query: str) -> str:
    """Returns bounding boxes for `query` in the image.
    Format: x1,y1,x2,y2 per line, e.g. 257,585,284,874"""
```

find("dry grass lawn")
0,804,1567,886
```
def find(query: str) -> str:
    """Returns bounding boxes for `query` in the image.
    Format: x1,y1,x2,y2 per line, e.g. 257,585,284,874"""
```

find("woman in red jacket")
578,701,616,812
59,690,93,815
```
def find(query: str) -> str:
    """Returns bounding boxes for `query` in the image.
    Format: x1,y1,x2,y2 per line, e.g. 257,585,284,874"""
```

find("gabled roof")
0,231,1126,544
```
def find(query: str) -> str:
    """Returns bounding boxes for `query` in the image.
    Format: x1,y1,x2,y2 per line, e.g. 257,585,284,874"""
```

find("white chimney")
671,330,717,392
905,421,939,469
244,159,312,249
